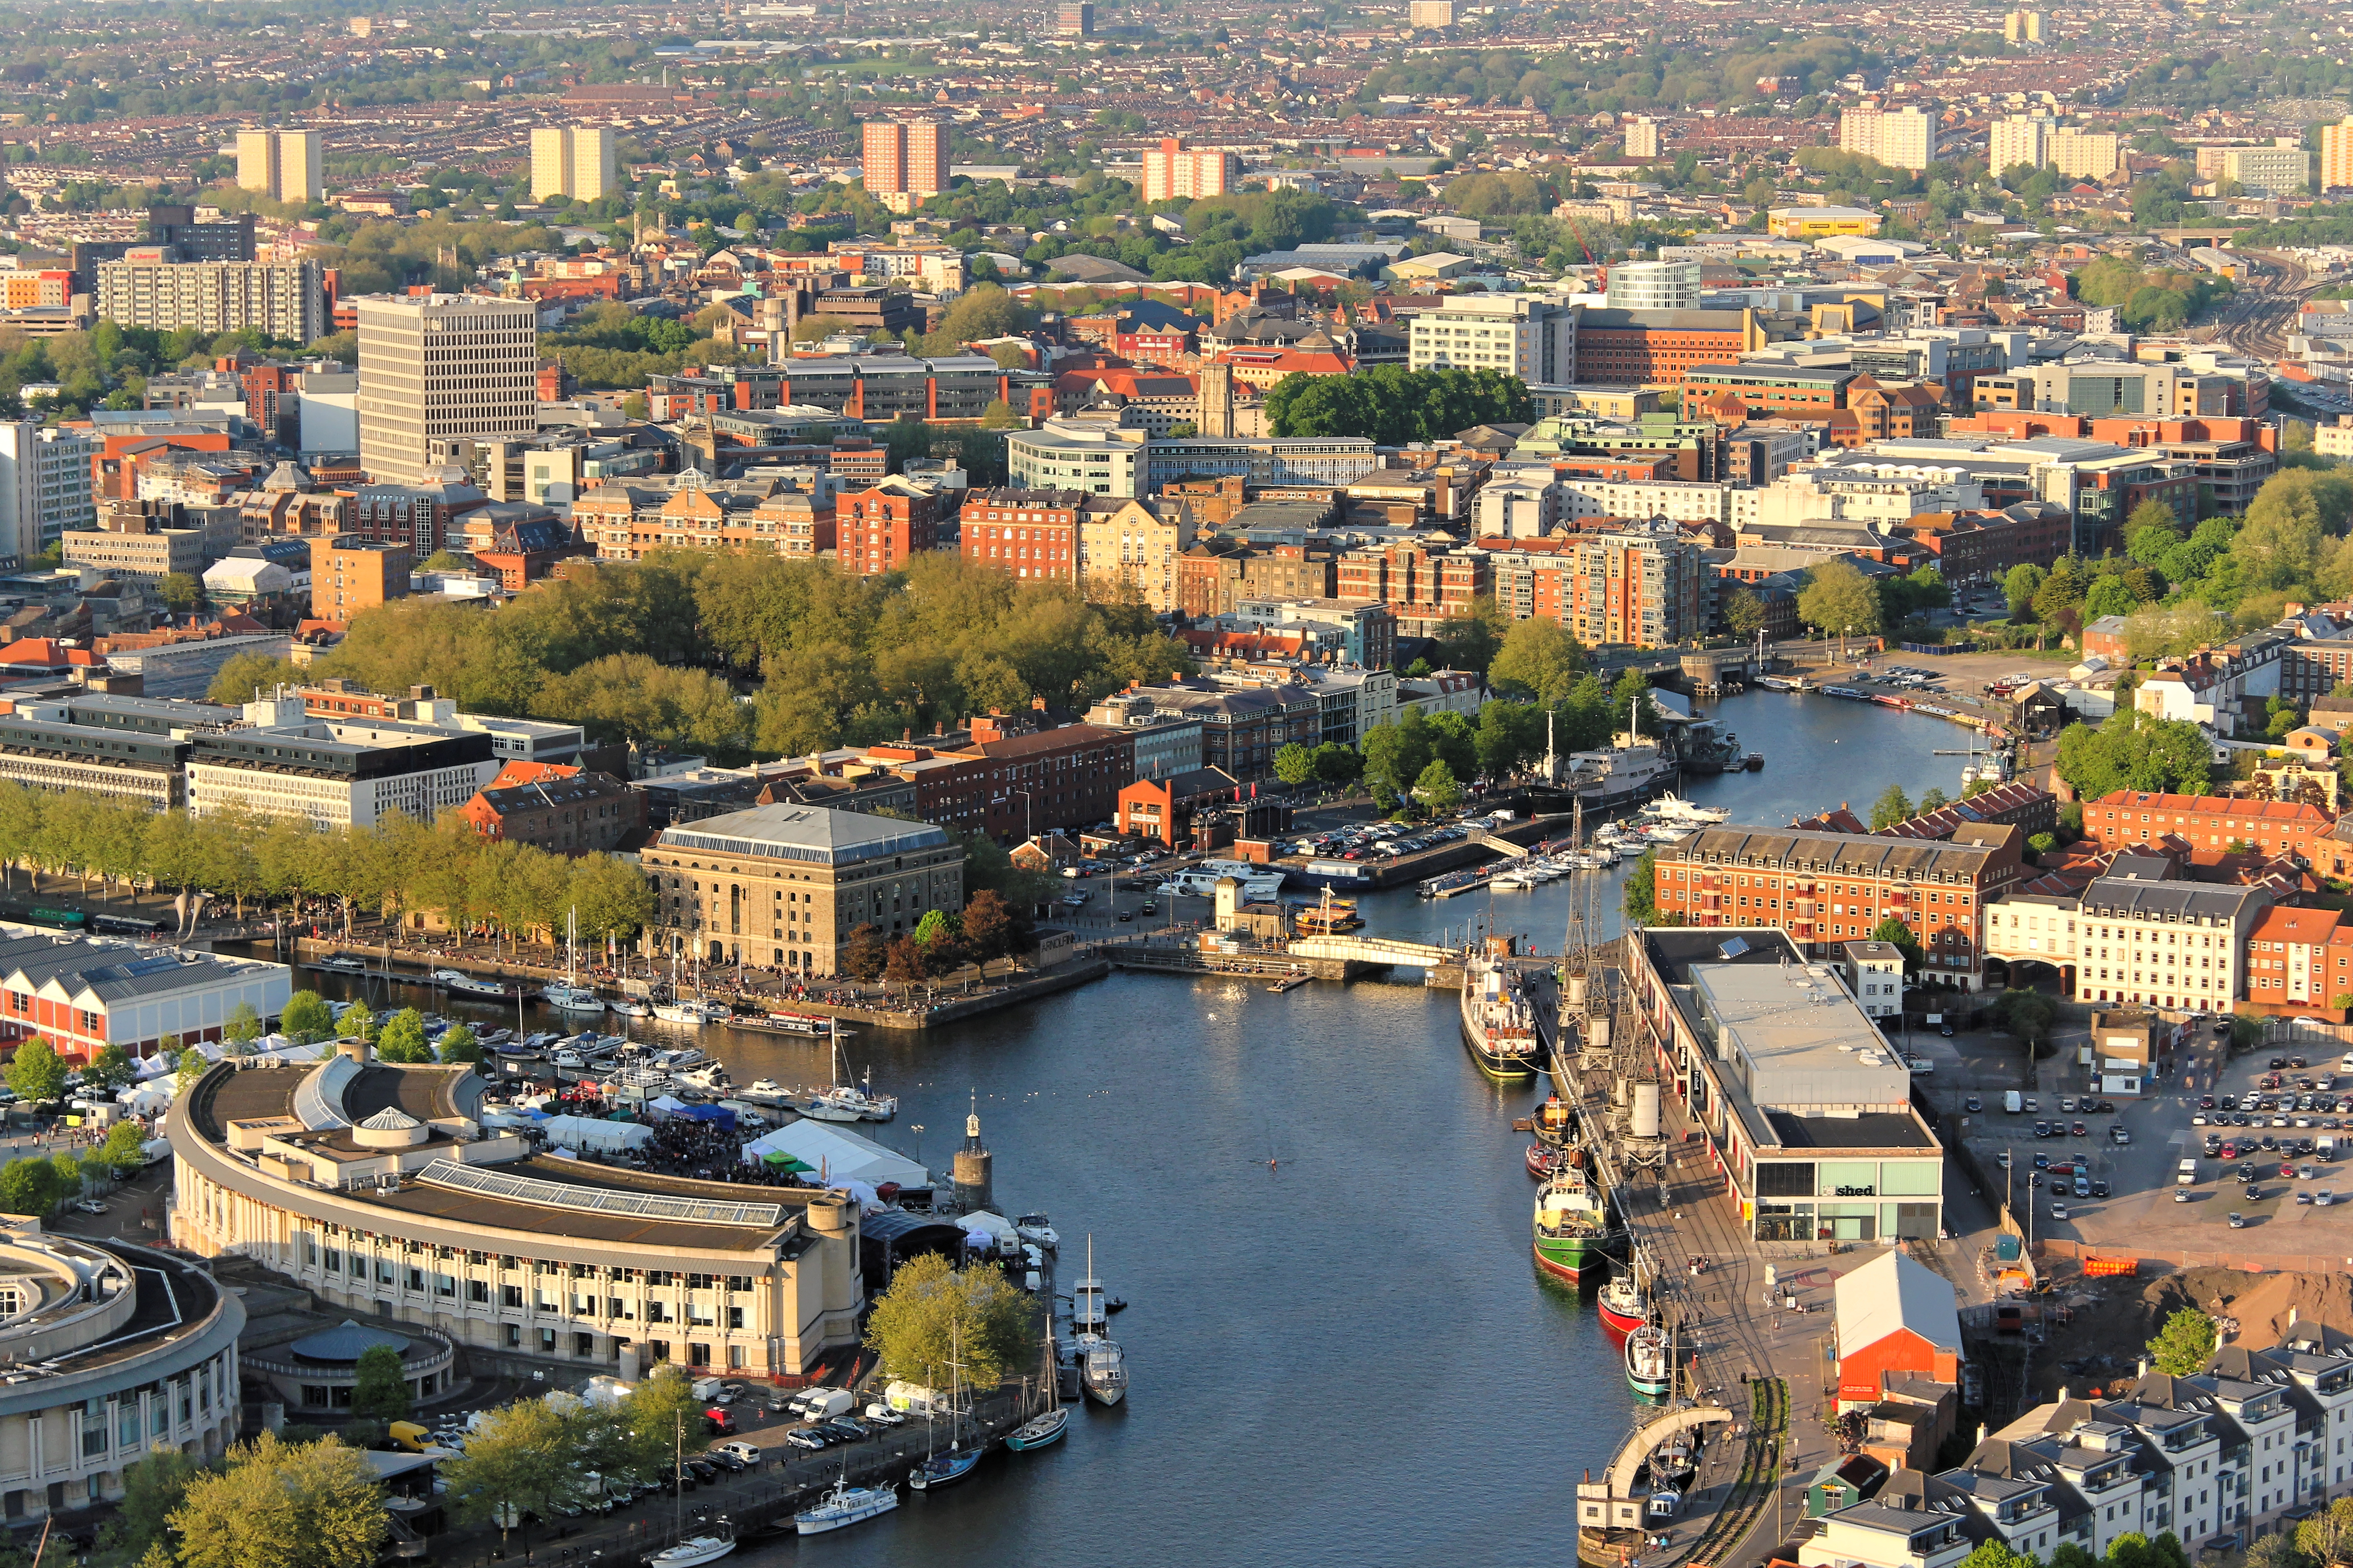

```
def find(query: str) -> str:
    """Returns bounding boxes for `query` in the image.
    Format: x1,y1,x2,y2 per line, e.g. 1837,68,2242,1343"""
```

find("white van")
714,1440,762,1465
792,1388,855,1420
2177,1158,2199,1186
2003,1090,2023,1114
689,1376,726,1402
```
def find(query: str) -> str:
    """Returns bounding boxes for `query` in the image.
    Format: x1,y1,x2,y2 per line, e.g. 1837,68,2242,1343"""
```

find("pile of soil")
2014,1266,2353,1405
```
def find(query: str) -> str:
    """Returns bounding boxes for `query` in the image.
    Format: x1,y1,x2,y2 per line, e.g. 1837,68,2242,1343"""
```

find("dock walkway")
1551,962,1882,1568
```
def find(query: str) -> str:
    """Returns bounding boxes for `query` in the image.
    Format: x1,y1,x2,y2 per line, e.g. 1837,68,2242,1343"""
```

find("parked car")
2229,1212,2248,1228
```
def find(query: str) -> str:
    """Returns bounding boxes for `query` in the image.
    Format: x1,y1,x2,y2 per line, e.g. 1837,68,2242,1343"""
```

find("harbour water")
275,691,1971,1566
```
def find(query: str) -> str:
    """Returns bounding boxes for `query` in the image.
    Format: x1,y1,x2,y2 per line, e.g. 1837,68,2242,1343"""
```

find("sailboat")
1005,1318,1069,1451
807,1020,896,1121
542,909,606,1015
649,1414,734,1564
1071,1235,1126,1407
652,949,709,1025
907,1323,982,1491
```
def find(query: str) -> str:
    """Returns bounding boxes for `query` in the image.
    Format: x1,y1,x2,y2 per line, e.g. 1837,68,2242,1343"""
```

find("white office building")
356,294,539,487
0,420,97,565
1407,294,1577,383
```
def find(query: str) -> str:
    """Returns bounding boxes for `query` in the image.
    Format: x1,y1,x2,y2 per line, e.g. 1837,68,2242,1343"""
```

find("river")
276,690,1972,1567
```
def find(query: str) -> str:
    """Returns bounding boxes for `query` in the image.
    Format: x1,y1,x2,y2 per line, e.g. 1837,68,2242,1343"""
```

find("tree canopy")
864,1252,1032,1392
1265,365,1533,446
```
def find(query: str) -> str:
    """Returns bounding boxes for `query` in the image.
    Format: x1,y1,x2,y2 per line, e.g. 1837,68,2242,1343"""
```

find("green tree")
280,992,336,1043
436,1024,482,1065
1488,617,1585,704
2003,562,2047,620
1869,785,1915,831
1870,917,1922,972
2246,1535,2314,1568
863,1252,1033,1391
1918,787,1950,813
156,572,202,613
1797,557,1882,636
1413,758,1464,813
339,1002,375,1043
4,1037,65,1106
2293,1497,2353,1568
350,1344,412,1422
439,1396,592,1547
1724,587,1768,639
978,398,1023,429
373,1008,432,1064
167,1432,387,1568
2054,711,2212,801
1361,714,1435,805
1310,742,1362,786
1273,743,1316,786
617,1366,710,1477
1959,1542,2045,1568
0,1157,61,1215
100,1444,209,1567
98,1120,149,1176
2146,1307,2219,1376
1624,847,1681,926
1993,986,2059,1049
223,1002,262,1049
85,1042,136,1093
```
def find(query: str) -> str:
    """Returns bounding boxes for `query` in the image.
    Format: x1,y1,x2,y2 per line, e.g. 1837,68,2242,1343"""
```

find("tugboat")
1459,946,1543,1082
1531,1096,1578,1149
1532,1166,1614,1282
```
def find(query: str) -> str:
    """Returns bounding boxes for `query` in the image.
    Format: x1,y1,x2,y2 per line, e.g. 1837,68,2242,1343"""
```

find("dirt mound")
2148,1266,2353,1345
2008,1266,2353,1408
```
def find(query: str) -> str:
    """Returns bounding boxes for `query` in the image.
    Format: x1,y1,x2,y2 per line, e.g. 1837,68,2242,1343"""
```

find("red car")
2283,1163,2300,1180
2220,1142,2240,1158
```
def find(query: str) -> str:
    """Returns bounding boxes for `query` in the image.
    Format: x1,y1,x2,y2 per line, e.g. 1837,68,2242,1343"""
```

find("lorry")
2003,1090,2023,1114
140,1137,171,1168
689,1376,726,1401
2321,1136,2339,1162
2178,1158,2199,1186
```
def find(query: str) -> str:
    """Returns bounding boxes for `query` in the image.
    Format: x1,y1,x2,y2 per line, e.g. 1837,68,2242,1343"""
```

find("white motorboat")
607,998,650,1018
808,1027,896,1120
1644,793,1729,825
674,1065,732,1095
652,1001,708,1025
551,1047,588,1070
1077,1332,1126,1406
800,1095,866,1124
648,1536,735,1568
542,985,604,1015
1015,1212,1060,1252
317,954,370,974
1641,823,1692,843
655,1046,710,1070
433,969,511,999
740,1079,795,1106
795,1478,897,1535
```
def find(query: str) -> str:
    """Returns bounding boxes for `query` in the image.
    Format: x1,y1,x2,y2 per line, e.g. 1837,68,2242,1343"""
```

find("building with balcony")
169,1042,867,1382
0,1225,242,1530
1982,859,2270,1019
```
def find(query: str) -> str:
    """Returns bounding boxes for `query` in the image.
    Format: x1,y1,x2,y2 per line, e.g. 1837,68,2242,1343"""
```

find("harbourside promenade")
1550,953,1962,1568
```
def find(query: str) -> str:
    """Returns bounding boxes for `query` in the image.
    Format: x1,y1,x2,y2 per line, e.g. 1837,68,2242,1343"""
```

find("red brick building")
1681,364,1856,422
1569,307,1769,385
2080,791,2334,863
861,716,1135,841
837,478,939,576
454,763,642,854
1900,503,2074,587
959,488,1084,584
1335,539,1489,633
1650,823,2027,988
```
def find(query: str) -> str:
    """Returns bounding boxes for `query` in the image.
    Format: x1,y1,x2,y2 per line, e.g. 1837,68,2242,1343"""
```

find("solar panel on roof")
413,1159,782,1228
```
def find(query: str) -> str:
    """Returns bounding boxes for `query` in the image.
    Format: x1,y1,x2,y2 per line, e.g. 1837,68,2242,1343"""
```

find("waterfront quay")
1551,946,1966,1568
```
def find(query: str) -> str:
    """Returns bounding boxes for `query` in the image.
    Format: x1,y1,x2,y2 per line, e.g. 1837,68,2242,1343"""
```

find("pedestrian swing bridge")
1285,935,1455,967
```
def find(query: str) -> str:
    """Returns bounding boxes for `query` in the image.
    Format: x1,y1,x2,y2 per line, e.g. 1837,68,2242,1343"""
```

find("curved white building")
0,1225,241,1528
166,1042,865,1383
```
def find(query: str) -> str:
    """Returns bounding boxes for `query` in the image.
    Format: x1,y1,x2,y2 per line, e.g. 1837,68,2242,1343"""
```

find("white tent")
647,1095,690,1118
539,1115,654,1154
740,1121,928,1190
960,1210,1016,1240
119,1083,173,1117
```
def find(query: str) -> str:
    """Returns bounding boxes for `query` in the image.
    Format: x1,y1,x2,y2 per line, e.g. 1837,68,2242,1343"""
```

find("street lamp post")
910,1123,925,1169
